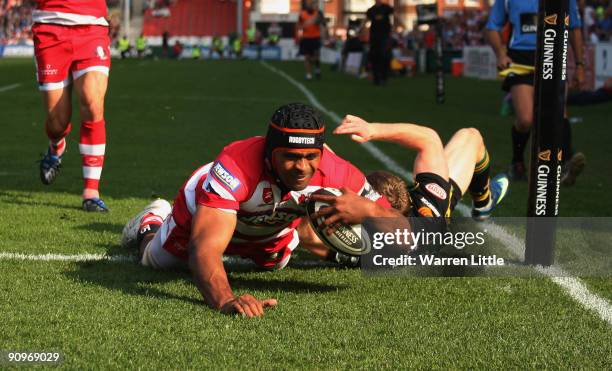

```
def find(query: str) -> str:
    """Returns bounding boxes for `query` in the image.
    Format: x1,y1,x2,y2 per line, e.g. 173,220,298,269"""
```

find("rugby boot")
472,174,510,221
121,199,171,248
82,198,110,212
39,150,62,185
561,152,586,187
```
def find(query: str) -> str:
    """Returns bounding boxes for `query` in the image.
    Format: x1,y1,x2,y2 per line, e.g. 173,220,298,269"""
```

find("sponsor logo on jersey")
419,197,441,217
520,13,537,34
262,187,273,204
288,136,315,145
240,211,300,226
361,182,382,201
424,183,447,200
212,162,241,191
41,64,58,76
544,14,558,25
539,149,551,161
418,206,434,217
97,46,108,60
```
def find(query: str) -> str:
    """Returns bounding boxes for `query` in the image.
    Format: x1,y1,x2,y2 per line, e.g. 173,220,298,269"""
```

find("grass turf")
0,58,610,369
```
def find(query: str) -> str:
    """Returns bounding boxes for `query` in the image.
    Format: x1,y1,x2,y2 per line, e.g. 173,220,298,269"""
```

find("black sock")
469,149,492,208
136,223,161,247
511,126,530,164
562,118,574,163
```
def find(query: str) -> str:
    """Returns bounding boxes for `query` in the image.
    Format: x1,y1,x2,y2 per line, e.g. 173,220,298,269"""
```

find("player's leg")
444,128,509,220
305,54,313,80
509,83,534,180
561,93,586,186
370,45,381,85
121,199,182,269
33,23,74,185
313,41,321,79
39,87,73,184
140,225,189,270
73,71,109,211
70,24,112,211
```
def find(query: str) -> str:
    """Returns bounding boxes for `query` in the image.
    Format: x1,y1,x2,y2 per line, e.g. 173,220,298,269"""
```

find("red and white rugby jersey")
171,136,389,247
33,0,108,26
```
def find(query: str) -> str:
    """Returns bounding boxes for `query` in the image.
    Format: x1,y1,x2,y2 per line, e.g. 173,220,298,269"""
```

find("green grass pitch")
0,58,611,369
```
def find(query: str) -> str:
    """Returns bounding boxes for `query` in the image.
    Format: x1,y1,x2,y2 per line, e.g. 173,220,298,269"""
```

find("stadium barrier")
463,46,497,80
260,46,282,60
320,47,341,65
0,44,34,58
594,42,612,89
344,52,363,76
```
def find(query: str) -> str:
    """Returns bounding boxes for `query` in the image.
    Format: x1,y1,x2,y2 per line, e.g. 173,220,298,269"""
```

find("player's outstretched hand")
334,115,374,143
311,188,376,232
220,294,277,318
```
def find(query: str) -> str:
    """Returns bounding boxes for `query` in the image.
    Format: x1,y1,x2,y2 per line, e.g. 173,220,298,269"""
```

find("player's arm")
334,114,448,180
568,0,585,88
189,208,277,318
485,0,512,69
312,187,402,228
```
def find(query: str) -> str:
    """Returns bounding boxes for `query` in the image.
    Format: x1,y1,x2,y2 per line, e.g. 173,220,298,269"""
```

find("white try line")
0,252,333,269
0,83,21,93
260,60,612,326
0,252,135,263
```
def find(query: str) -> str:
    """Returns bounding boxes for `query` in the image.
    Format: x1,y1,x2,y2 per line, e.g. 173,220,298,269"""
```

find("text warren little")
372,254,506,267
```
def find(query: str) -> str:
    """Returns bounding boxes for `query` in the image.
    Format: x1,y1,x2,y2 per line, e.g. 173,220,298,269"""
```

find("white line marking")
0,252,134,262
0,83,21,93
0,252,332,268
261,60,612,326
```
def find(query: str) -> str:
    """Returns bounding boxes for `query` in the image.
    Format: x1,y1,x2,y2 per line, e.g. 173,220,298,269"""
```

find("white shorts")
140,225,187,270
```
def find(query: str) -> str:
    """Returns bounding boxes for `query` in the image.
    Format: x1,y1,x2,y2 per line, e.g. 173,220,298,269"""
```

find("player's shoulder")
318,147,364,188
215,136,265,182
219,137,264,163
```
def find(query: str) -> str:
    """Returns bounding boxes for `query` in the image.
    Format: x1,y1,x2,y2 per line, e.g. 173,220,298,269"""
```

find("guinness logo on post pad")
544,14,558,25
539,150,552,161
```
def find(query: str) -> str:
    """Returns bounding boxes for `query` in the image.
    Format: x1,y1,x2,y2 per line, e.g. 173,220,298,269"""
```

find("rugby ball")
306,188,371,256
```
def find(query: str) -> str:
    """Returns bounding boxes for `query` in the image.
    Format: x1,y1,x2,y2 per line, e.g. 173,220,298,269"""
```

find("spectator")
366,0,394,86
172,39,182,59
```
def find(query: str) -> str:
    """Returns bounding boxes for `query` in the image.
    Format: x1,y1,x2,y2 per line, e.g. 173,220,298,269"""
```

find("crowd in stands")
145,0,176,17
584,0,612,43
0,0,32,45
1,1,610,51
